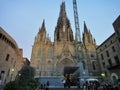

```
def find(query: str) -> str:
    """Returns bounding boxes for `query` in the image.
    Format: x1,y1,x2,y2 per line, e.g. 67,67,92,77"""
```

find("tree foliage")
4,66,39,90
16,66,35,85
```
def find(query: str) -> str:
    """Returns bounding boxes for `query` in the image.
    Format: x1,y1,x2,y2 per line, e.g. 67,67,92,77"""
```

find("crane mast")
73,0,81,43
73,0,81,62
72,0,88,80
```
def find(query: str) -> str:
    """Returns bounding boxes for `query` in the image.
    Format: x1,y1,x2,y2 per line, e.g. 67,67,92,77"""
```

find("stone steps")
39,76,63,86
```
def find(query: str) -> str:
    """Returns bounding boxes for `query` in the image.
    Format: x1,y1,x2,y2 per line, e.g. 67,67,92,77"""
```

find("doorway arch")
55,58,75,76
111,73,118,85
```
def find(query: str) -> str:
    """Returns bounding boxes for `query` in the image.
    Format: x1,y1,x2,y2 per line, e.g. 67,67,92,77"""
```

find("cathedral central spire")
54,2,73,42
60,2,66,19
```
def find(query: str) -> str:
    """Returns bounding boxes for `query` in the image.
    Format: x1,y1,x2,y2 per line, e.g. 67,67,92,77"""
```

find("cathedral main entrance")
63,66,79,76
55,58,76,76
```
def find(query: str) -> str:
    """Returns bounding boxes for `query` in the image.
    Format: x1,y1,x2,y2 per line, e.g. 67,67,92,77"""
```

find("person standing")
46,81,49,90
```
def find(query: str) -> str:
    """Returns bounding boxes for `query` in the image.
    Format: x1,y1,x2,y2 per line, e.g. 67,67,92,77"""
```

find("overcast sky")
0,0,120,60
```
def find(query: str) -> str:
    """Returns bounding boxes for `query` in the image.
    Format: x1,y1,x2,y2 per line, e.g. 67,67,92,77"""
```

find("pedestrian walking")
62,79,66,88
38,84,44,90
46,81,49,90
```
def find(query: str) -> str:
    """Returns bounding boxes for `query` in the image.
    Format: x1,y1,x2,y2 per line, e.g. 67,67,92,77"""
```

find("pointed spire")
93,38,96,45
89,30,91,34
39,19,46,33
84,21,88,33
54,1,73,42
36,20,46,42
60,2,66,18
42,19,45,28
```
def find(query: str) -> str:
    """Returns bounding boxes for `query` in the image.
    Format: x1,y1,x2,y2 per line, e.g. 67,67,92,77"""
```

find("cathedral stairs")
38,76,64,86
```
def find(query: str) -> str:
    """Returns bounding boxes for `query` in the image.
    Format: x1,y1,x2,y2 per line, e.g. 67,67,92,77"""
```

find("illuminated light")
18,73,21,76
11,68,14,72
101,73,105,77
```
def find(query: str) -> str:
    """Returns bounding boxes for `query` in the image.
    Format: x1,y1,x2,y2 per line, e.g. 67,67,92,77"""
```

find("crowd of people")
36,77,120,90
83,81,100,90
37,81,49,90
62,74,80,88
99,83,120,90
83,81,120,90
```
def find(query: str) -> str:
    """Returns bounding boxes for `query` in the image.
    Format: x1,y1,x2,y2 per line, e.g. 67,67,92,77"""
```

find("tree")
4,66,39,90
16,66,35,85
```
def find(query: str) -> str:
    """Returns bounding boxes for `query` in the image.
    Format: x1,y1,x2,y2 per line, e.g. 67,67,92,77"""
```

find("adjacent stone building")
30,2,100,78
96,15,120,84
0,27,29,85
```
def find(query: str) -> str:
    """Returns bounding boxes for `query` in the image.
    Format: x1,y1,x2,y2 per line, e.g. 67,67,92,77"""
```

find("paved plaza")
37,86,82,90
49,88,82,90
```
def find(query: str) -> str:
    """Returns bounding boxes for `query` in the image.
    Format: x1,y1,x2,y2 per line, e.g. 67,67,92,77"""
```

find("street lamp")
101,73,106,83
11,68,14,72
18,73,21,76
101,73,105,77
10,68,14,81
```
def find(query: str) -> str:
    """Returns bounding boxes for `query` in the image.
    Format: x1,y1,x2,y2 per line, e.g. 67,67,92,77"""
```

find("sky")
0,0,120,60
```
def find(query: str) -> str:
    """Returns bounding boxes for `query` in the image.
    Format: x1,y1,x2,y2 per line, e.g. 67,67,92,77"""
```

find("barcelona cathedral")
30,2,100,78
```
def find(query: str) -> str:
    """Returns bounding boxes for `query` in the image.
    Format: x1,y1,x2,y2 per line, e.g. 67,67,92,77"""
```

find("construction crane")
73,0,81,43
73,0,82,63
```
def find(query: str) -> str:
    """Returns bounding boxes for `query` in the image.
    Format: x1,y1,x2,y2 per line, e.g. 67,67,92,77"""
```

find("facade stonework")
97,15,120,84
83,22,100,76
0,27,29,85
30,2,100,78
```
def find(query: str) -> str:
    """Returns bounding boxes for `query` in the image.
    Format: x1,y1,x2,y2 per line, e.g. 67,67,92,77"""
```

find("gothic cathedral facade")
30,2,100,77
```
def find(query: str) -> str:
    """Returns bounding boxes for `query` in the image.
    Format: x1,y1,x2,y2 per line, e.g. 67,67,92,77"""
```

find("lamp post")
10,68,14,81
101,73,106,83
101,73,105,77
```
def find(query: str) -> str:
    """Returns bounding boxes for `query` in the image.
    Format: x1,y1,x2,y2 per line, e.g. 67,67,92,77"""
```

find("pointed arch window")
47,47,53,58
37,48,42,57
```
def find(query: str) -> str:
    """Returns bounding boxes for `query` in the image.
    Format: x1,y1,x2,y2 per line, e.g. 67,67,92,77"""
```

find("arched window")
0,33,2,39
37,48,42,57
47,48,53,58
